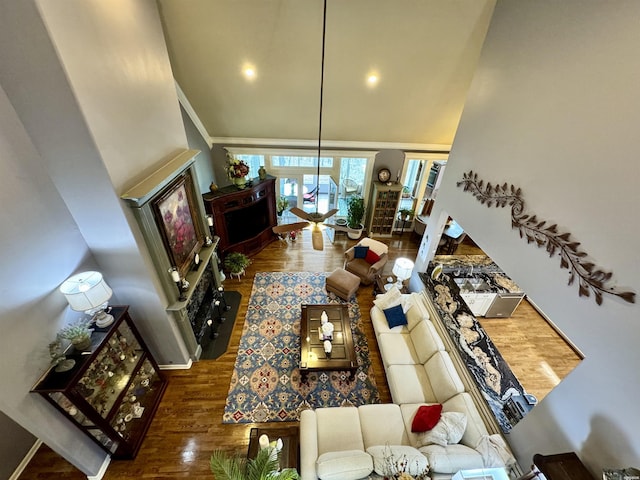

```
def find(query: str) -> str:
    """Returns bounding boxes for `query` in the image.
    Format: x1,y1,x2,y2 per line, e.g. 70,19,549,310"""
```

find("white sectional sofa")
300,291,513,480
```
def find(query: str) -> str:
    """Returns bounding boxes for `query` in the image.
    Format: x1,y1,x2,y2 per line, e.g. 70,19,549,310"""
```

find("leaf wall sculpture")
457,170,635,305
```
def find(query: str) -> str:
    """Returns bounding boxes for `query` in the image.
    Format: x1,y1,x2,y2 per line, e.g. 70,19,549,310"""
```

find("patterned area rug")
223,272,380,423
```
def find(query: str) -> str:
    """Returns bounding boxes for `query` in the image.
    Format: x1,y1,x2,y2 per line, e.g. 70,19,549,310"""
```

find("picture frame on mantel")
152,170,204,277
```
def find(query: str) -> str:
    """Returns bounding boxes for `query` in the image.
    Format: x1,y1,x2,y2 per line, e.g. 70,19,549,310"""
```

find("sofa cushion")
418,443,484,474
404,294,430,330
353,245,369,259
417,411,467,447
316,407,364,455
386,364,436,405
411,404,443,432
383,304,408,328
410,319,445,363
378,333,419,367
424,351,465,404
366,445,428,477
358,404,408,448
371,307,408,336
316,450,373,480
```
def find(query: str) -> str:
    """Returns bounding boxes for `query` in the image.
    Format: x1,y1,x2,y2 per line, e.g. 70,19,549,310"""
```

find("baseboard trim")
9,439,42,480
86,455,111,480
158,358,193,370
526,296,584,359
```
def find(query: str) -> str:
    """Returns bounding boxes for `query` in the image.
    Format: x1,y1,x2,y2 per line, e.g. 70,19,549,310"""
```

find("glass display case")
367,182,403,236
31,306,167,459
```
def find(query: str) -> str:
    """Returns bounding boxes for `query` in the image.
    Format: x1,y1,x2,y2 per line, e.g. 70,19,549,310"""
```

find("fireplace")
121,149,223,360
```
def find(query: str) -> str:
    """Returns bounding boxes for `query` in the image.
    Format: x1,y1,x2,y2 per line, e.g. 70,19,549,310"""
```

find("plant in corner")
224,252,251,275
210,447,299,480
346,195,365,240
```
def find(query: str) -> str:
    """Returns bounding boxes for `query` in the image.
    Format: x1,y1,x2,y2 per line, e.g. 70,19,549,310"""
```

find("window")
271,156,333,168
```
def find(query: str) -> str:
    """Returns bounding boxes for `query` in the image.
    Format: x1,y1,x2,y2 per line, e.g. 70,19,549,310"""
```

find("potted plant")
224,252,251,276
58,318,93,351
210,447,299,480
346,195,365,240
399,208,415,221
276,197,289,217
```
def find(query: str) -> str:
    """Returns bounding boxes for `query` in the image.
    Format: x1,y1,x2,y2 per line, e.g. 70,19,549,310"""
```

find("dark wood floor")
18,230,580,479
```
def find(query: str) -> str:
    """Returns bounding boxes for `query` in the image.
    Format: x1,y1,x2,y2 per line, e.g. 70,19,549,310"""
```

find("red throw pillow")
364,249,381,264
411,404,443,432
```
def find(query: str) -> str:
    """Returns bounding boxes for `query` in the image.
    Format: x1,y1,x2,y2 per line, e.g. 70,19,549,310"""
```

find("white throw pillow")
417,411,467,447
374,286,402,310
358,237,388,256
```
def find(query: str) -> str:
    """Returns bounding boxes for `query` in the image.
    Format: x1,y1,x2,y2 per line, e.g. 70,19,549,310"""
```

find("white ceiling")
157,0,496,148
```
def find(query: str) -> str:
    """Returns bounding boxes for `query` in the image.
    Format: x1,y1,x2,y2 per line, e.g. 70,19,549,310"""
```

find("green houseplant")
399,208,415,221
346,195,365,239
58,318,93,351
224,252,251,275
276,197,289,216
210,447,299,480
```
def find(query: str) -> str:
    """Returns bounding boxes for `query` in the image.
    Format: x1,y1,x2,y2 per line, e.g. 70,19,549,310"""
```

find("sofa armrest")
367,252,388,274
344,247,356,262
300,409,319,480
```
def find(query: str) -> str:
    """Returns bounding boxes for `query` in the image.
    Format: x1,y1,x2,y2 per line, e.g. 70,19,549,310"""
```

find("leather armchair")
344,237,389,285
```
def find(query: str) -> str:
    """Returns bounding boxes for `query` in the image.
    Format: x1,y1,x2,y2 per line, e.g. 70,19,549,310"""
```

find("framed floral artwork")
152,171,204,277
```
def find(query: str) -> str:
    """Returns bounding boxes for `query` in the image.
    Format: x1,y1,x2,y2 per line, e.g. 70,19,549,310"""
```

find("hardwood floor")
18,230,580,479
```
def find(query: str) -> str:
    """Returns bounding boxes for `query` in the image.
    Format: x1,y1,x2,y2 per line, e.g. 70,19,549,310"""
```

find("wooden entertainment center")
202,176,277,257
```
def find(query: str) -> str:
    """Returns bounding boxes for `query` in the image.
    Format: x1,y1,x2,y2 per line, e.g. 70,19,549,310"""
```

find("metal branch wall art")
457,170,635,306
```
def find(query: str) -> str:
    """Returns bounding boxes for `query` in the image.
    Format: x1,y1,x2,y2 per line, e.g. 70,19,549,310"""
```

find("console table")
533,452,595,480
202,176,277,256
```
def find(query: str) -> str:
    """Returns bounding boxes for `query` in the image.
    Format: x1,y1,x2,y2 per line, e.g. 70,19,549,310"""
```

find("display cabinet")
367,182,403,236
31,306,167,459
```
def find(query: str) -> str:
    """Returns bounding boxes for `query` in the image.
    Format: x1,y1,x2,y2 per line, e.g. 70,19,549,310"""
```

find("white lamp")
59,271,114,327
392,257,415,290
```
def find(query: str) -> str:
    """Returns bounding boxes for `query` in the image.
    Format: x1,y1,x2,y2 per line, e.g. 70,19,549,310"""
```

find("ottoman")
326,268,360,300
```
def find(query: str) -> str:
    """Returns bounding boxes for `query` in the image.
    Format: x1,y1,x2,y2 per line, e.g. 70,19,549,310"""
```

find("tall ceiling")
157,0,496,147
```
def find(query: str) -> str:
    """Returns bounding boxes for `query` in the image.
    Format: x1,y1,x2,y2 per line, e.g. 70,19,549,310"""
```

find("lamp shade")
59,271,112,312
392,257,414,282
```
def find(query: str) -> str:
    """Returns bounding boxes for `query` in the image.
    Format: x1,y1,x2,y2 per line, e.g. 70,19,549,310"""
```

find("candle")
170,269,180,282
207,215,214,226
258,434,270,450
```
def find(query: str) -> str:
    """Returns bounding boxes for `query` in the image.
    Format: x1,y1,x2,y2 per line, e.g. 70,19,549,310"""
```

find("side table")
373,274,409,296
247,425,299,471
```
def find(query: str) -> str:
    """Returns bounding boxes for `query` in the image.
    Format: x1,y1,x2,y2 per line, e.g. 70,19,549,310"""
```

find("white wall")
427,0,640,473
0,0,197,475
0,82,108,476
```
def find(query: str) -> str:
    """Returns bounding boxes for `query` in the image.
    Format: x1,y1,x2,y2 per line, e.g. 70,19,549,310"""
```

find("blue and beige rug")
222,272,380,423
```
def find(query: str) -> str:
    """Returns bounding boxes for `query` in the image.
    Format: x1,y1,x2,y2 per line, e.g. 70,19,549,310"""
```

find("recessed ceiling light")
367,73,379,87
243,65,256,80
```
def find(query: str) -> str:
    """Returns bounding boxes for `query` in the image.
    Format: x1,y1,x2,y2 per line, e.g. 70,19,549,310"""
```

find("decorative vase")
258,166,267,180
233,176,247,189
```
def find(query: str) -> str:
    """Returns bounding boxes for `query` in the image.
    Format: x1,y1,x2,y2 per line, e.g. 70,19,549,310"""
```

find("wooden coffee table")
299,304,357,384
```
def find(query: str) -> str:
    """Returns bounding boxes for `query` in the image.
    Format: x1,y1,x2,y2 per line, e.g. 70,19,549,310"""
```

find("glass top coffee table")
299,304,357,384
